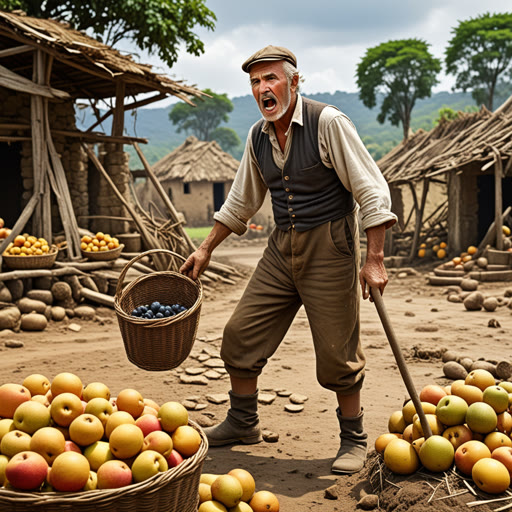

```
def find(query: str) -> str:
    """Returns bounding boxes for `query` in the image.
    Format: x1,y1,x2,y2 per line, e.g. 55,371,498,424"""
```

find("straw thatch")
152,136,239,182
378,95,512,185
0,10,204,103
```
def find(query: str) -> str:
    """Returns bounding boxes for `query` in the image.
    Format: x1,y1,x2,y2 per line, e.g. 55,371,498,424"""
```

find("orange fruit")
96,232,105,241
116,389,144,419
437,249,447,259
172,425,201,457
13,235,26,247
249,490,280,512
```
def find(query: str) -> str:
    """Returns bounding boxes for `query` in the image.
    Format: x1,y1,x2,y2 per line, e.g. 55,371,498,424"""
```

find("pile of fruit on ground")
373,368,512,504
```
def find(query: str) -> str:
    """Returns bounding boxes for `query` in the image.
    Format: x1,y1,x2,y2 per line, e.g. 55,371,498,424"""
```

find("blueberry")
139,306,147,314
145,311,154,319
159,306,166,314
172,304,180,312
180,306,187,312
131,309,139,317
155,312,164,319
151,302,160,313
164,309,171,317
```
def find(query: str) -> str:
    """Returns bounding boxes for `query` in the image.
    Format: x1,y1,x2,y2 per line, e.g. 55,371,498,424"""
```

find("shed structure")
377,96,512,259
0,9,205,263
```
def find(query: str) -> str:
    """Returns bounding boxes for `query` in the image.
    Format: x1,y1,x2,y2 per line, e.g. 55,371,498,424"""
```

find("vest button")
284,176,290,180
292,224,295,229
292,214,296,218
288,195,293,200
285,188,290,192
288,208,293,212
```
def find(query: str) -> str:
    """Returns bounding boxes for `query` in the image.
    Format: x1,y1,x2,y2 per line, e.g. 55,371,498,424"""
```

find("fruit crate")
0,420,208,512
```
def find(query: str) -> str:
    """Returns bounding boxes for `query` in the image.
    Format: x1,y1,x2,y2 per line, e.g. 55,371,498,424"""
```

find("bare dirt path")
1,240,511,511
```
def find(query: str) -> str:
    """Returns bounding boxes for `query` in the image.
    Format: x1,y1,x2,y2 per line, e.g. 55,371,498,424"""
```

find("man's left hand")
359,257,388,302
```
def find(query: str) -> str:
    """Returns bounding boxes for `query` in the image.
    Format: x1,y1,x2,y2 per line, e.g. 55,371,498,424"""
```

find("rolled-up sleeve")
319,108,397,232
213,127,269,235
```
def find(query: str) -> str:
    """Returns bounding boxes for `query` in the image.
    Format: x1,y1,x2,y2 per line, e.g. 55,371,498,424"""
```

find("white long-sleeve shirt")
214,94,397,235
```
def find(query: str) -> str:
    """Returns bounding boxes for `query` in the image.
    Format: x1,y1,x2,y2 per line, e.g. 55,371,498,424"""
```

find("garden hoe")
371,287,432,439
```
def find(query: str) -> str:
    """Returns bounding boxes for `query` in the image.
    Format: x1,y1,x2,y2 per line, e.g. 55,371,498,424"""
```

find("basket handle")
115,249,191,299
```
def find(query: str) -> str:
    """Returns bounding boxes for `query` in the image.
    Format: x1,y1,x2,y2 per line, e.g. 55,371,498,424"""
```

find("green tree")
169,89,240,149
445,12,512,111
0,0,216,67
356,39,441,139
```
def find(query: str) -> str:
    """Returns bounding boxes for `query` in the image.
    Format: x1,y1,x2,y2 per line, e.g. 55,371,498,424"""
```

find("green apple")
419,435,454,472
82,382,111,402
84,470,98,490
483,386,509,414
84,397,114,428
0,430,31,457
13,400,51,434
435,395,468,426
498,381,512,393
0,418,15,442
157,402,188,433
83,441,115,471
50,392,83,427
466,402,498,434
0,454,8,485
131,449,168,483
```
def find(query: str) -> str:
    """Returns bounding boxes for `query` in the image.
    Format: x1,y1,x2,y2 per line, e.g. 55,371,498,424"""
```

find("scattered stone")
447,294,463,303
202,347,220,358
215,368,228,374
26,289,53,305
504,288,512,298
324,484,338,500
185,396,200,402
483,297,498,312
0,283,12,302
404,311,415,317
74,305,96,319
262,430,279,443
285,404,304,413
195,414,217,428
4,340,24,348
67,323,81,332
179,374,209,385
5,280,23,301
21,313,48,331
459,357,474,371
197,354,210,362
258,393,277,405
18,298,46,314
203,358,225,368
51,281,72,301
195,403,208,411
496,361,512,380
185,367,205,375
206,393,229,404
460,278,479,291
276,389,292,397
51,306,66,322
182,400,198,410
204,370,223,380
357,494,379,510
431,308,439,312
488,318,501,328
405,298,412,303
289,393,308,404
0,329,14,338
397,272,408,279
65,308,74,318
414,325,439,332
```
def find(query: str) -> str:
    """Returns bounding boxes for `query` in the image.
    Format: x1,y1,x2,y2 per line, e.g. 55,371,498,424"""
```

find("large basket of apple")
0,372,208,512
114,249,203,372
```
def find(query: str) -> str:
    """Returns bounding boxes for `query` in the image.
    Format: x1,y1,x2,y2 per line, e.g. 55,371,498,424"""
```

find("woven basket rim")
81,244,124,261
0,419,208,506
2,245,58,260
114,271,203,329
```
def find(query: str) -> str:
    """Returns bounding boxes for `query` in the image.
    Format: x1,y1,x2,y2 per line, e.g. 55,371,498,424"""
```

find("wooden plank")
494,152,504,250
112,79,125,137
80,288,115,308
0,44,32,58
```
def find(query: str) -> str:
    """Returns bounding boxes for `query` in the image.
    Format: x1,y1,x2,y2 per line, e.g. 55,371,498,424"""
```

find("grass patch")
184,226,212,244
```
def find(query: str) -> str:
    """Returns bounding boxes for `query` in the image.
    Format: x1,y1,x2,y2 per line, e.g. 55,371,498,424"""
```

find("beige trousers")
221,210,366,394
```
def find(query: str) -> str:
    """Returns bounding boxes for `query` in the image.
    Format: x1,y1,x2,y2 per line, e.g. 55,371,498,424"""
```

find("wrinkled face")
249,60,294,122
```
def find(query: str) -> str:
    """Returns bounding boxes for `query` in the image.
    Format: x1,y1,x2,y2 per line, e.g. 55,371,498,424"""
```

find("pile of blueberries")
131,301,188,319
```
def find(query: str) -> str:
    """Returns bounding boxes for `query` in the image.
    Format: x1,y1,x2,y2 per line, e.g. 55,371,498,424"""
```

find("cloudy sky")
123,0,511,106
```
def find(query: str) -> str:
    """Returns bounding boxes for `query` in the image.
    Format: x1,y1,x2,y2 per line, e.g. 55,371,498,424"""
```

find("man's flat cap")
242,45,297,73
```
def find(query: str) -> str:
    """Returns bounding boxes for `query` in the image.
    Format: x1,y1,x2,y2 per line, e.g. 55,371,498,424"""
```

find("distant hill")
76,89,507,166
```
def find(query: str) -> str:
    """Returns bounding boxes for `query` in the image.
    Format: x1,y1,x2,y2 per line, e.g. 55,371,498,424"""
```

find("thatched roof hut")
139,136,240,227
377,96,512,257
0,9,206,264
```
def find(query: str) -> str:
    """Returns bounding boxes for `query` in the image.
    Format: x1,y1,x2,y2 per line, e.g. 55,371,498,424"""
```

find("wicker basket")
0,420,207,512
2,246,58,270
81,244,125,261
114,249,203,371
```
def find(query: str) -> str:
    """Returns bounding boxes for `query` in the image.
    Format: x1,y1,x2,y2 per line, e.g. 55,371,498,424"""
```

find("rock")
67,323,81,332
203,358,225,368
26,289,53,305
51,281,72,301
0,329,14,337
17,297,47,314
447,294,463,303
414,325,439,332
20,313,48,331
460,278,479,291
357,494,379,510
397,272,408,279
276,389,292,397
51,306,66,322
285,404,304,413
179,374,208,385
65,308,75,318
4,340,24,348
197,354,210,362
202,347,220,358
488,318,501,328
289,393,309,404
74,306,96,320
0,283,12,303
203,370,223,380
463,291,484,311
262,430,279,443
258,393,277,405
504,288,512,298
195,403,208,411
477,257,488,269
324,484,338,500
182,400,198,410
496,361,512,380
0,307,21,330
195,414,217,428
442,350,459,363
32,276,53,290
5,280,23,301
459,357,474,371
483,297,498,312
185,367,205,375
404,311,415,317
206,393,229,404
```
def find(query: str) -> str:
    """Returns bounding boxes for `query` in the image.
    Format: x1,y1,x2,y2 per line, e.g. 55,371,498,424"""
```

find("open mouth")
262,97,276,111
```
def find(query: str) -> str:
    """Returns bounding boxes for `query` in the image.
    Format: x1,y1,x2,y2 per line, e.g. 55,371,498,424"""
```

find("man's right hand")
180,247,211,281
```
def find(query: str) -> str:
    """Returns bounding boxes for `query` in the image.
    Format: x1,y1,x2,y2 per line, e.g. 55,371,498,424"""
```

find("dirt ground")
1,238,512,511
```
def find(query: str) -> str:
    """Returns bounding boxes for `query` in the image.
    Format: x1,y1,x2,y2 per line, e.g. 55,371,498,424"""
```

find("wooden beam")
0,44,33,58
52,129,147,145
408,178,430,261
0,62,69,99
495,155,504,251
112,79,125,137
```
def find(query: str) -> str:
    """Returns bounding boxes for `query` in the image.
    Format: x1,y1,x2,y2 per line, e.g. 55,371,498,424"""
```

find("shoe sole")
207,435,263,447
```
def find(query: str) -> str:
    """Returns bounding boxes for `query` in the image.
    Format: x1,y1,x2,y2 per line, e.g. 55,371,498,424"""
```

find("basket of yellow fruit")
80,232,124,261
2,234,58,270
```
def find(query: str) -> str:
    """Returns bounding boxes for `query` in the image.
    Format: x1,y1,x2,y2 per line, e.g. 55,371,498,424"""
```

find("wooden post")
112,80,125,138
408,178,430,261
495,157,504,251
